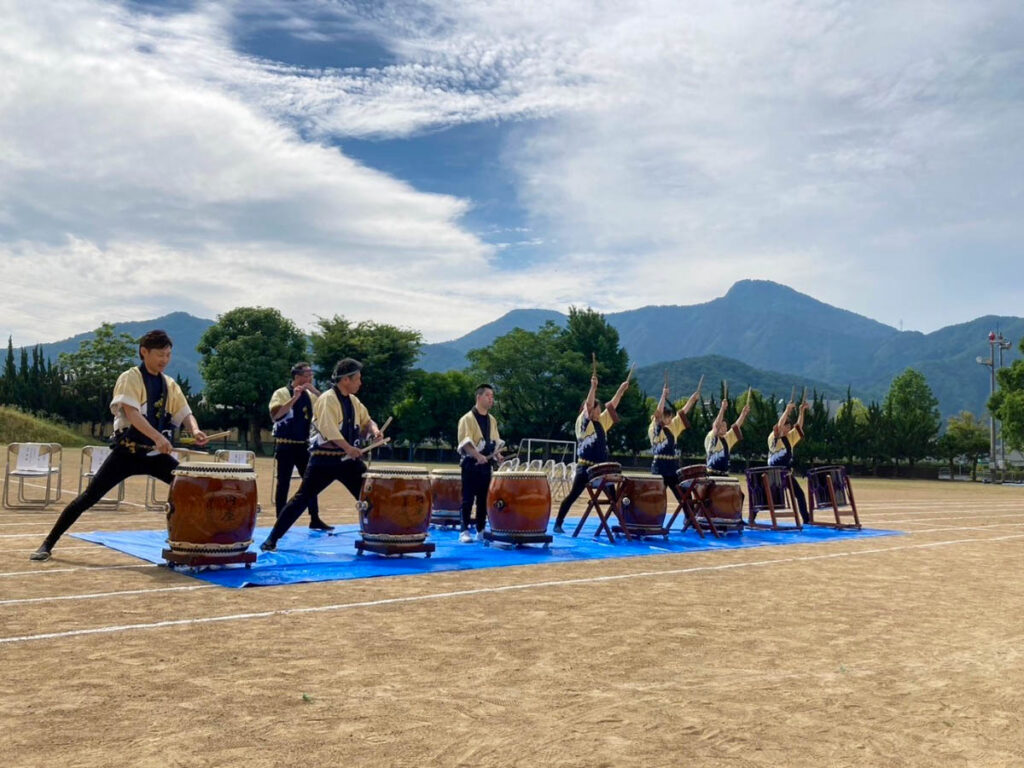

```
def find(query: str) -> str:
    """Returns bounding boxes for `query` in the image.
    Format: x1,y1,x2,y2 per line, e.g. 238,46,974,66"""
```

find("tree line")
0,306,1000,476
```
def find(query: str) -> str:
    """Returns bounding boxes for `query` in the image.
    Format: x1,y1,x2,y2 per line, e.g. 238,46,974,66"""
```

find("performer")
268,362,331,531
649,382,700,501
552,372,631,534
30,330,208,561
767,398,810,522
259,358,381,552
456,384,503,543
704,398,750,473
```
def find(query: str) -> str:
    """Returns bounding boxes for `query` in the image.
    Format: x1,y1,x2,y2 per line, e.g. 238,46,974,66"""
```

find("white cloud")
1,0,1023,351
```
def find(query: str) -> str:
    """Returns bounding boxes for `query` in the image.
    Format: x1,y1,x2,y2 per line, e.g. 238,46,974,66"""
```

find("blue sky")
1,0,1023,345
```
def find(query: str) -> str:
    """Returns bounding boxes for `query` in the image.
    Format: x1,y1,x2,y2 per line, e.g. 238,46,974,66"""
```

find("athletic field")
2,448,1022,767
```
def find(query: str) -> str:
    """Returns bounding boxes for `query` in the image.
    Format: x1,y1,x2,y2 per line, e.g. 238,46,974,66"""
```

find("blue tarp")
73,518,900,589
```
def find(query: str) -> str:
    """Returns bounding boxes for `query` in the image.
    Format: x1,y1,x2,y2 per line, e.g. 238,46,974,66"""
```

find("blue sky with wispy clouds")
1,0,1022,344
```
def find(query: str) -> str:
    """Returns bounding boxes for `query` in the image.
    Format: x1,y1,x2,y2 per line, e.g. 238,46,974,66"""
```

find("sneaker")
29,543,52,562
458,530,473,544
552,523,565,535
259,539,277,552
309,519,335,532
475,530,485,542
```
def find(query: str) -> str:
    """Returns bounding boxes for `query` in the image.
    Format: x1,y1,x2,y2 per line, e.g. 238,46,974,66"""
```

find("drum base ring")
354,540,435,558
612,524,669,539
482,530,552,548
162,548,257,568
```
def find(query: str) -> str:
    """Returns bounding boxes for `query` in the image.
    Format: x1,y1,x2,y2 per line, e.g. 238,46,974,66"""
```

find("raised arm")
775,402,794,436
681,386,700,415
609,377,630,410
655,384,669,420
584,373,598,412
712,399,728,435
795,399,809,432
734,401,750,430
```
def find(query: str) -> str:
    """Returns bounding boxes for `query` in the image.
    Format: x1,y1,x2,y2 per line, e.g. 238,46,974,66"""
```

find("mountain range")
417,280,1022,418
4,281,1020,419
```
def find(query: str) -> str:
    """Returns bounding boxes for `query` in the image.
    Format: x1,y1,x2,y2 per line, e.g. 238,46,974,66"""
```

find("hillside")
633,356,844,402
0,407,89,447
2,312,214,390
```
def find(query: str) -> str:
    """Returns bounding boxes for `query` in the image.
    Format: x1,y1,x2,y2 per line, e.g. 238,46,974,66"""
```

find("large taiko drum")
429,467,462,527
693,475,745,532
586,461,622,487
617,473,668,535
806,465,849,508
677,464,708,485
358,466,432,545
487,470,552,537
166,463,258,559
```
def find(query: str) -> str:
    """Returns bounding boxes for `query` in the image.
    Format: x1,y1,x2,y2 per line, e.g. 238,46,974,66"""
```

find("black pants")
274,443,319,520
654,469,684,504
556,466,618,525
44,447,178,547
267,459,365,544
793,479,808,523
460,461,492,532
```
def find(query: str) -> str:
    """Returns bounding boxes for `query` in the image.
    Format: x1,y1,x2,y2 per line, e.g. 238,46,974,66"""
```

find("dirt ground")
1,447,1023,767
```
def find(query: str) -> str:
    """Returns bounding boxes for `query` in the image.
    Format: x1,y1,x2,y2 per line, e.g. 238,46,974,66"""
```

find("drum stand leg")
805,475,861,530
572,479,618,543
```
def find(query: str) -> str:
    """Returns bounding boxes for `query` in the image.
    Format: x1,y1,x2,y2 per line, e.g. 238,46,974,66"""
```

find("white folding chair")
215,449,256,468
528,459,543,471
3,442,63,509
78,445,125,509
145,451,189,512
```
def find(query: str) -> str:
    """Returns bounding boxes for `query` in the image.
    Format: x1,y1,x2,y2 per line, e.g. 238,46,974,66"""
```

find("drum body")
618,474,667,533
487,471,551,536
166,463,258,557
359,467,432,544
745,466,792,512
806,466,849,508
693,476,745,529
429,468,462,526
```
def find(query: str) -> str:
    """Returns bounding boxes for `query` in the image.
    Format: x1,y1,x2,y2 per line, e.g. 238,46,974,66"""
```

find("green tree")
883,368,941,468
467,323,580,442
58,323,137,436
990,338,1024,454
0,336,16,404
861,400,891,472
833,388,868,465
198,307,308,453
562,307,646,456
392,370,477,458
310,316,421,419
935,411,990,481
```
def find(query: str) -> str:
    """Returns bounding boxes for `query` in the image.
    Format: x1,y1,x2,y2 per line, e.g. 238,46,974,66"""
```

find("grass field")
1,447,1022,767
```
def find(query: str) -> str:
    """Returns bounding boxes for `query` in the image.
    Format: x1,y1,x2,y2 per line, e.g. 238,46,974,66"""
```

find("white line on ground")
0,584,215,606
0,563,159,578
3,531,1022,645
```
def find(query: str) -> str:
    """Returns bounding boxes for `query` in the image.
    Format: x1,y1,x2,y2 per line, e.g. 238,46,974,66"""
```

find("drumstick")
663,369,668,389
179,429,232,444
696,373,704,394
723,380,728,402
789,385,797,405
801,387,807,404
359,436,392,455
147,447,210,457
378,416,393,435
591,352,597,377
626,362,637,383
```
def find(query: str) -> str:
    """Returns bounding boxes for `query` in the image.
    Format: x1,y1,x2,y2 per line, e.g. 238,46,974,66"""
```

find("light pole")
977,331,1013,480
996,332,1012,471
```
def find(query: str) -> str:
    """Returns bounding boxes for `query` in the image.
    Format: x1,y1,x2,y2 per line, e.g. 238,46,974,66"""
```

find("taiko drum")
358,466,432,544
617,473,668,534
487,470,551,536
166,463,258,558
428,467,462,526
